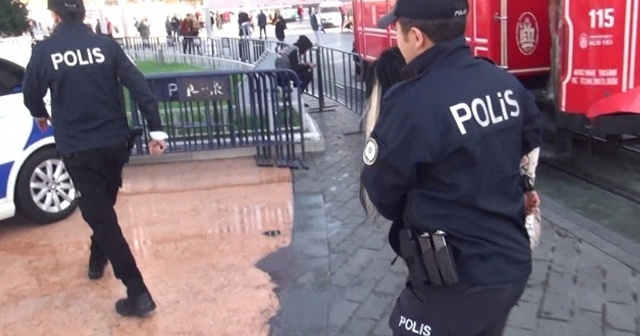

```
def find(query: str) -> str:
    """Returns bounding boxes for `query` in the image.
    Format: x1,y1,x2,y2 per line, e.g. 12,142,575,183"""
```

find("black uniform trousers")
390,277,528,336
62,141,147,296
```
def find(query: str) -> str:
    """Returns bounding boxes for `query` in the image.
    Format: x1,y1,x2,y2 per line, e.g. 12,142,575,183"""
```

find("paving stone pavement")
264,98,640,336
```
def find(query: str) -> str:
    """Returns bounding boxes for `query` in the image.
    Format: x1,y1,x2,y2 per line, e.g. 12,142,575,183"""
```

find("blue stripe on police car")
0,162,13,199
24,119,54,150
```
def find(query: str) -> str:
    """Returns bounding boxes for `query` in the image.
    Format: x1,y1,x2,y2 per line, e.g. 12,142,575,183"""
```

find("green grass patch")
124,60,205,115
125,61,302,140
136,61,203,74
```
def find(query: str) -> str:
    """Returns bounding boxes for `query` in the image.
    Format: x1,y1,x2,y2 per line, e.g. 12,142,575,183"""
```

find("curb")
129,139,325,165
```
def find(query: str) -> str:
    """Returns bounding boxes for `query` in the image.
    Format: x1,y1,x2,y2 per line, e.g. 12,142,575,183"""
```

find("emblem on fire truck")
516,12,539,55
579,33,589,49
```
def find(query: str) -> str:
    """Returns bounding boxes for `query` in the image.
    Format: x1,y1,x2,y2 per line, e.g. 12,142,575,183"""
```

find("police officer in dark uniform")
22,0,168,317
360,0,542,335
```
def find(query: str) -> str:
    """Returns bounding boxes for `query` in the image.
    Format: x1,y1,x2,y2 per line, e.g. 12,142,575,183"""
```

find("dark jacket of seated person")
275,35,314,92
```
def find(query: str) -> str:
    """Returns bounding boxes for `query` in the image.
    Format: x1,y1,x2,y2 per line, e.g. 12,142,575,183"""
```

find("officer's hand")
35,117,49,132
148,140,166,155
308,63,316,68
524,191,540,215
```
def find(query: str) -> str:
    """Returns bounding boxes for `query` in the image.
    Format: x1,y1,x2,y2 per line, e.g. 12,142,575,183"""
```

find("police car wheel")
15,147,78,224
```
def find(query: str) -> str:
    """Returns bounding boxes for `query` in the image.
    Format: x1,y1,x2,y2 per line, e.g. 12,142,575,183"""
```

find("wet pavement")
536,140,640,244
261,99,640,336
0,158,293,335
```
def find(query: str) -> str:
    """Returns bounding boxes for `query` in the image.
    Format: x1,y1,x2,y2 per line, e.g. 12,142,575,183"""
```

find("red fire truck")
352,0,640,155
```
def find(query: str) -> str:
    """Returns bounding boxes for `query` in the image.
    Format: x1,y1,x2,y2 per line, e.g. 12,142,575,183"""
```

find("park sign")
151,75,232,102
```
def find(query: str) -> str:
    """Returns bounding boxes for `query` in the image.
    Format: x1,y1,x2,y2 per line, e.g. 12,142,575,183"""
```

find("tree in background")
0,0,30,37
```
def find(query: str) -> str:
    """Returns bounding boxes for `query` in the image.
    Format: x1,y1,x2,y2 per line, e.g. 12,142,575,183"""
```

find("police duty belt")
399,229,459,289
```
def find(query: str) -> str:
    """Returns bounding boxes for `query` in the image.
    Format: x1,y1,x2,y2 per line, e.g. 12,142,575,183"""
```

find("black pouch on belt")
416,233,443,286
431,230,458,285
398,228,431,294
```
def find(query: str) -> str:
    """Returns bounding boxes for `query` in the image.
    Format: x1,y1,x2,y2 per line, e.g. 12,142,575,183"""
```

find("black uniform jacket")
361,37,542,285
23,21,162,155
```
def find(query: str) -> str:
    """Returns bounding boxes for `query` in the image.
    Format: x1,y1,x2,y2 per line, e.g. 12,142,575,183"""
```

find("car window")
320,7,341,13
0,59,25,97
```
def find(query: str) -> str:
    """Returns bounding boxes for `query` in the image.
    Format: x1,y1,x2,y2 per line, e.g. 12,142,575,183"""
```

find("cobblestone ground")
269,99,640,336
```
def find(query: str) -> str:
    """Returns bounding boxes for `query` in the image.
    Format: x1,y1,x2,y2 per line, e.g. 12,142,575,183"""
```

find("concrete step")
120,157,292,195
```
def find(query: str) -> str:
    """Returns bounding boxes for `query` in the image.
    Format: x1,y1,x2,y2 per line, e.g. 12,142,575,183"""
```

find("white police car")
0,42,78,224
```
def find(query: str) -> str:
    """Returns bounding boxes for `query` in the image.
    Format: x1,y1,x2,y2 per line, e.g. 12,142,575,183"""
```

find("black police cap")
48,0,85,13
377,0,469,28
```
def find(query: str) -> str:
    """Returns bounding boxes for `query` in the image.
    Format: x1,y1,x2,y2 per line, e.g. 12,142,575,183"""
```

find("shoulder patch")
363,137,378,165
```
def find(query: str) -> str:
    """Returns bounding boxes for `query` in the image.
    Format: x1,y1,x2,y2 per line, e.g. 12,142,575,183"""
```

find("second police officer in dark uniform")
22,0,168,317
360,0,542,335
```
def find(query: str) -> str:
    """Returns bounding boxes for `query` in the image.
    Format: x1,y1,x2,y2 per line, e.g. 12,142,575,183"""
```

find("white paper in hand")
525,207,542,249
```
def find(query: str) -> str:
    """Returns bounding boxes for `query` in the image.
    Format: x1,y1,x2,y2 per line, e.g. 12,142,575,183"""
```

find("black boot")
116,278,156,317
115,292,156,317
88,241,108,280
88,256,108,279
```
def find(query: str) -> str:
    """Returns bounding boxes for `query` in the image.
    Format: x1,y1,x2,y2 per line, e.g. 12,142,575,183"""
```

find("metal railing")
303,45,366,116
117,36,286,64
127,49,252,70
210,37,287,64
117,36,367,117
126,68,307,168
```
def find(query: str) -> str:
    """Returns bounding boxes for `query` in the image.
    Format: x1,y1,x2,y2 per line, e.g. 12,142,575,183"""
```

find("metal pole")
316,47,326,111
120,5,130,38
99,7,107,35
204,7,212,38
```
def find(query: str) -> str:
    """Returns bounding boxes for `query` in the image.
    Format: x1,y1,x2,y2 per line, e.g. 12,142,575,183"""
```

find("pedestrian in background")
257,10,267,39
136,17,150,48
165,17,172,38
340,5,346,32
309,8,324,45
171,15,180,37
274,12,287,48
238,11,251,38
181,14,198,54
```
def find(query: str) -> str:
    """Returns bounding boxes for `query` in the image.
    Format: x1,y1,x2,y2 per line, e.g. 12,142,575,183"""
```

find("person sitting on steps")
275,35,315,106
